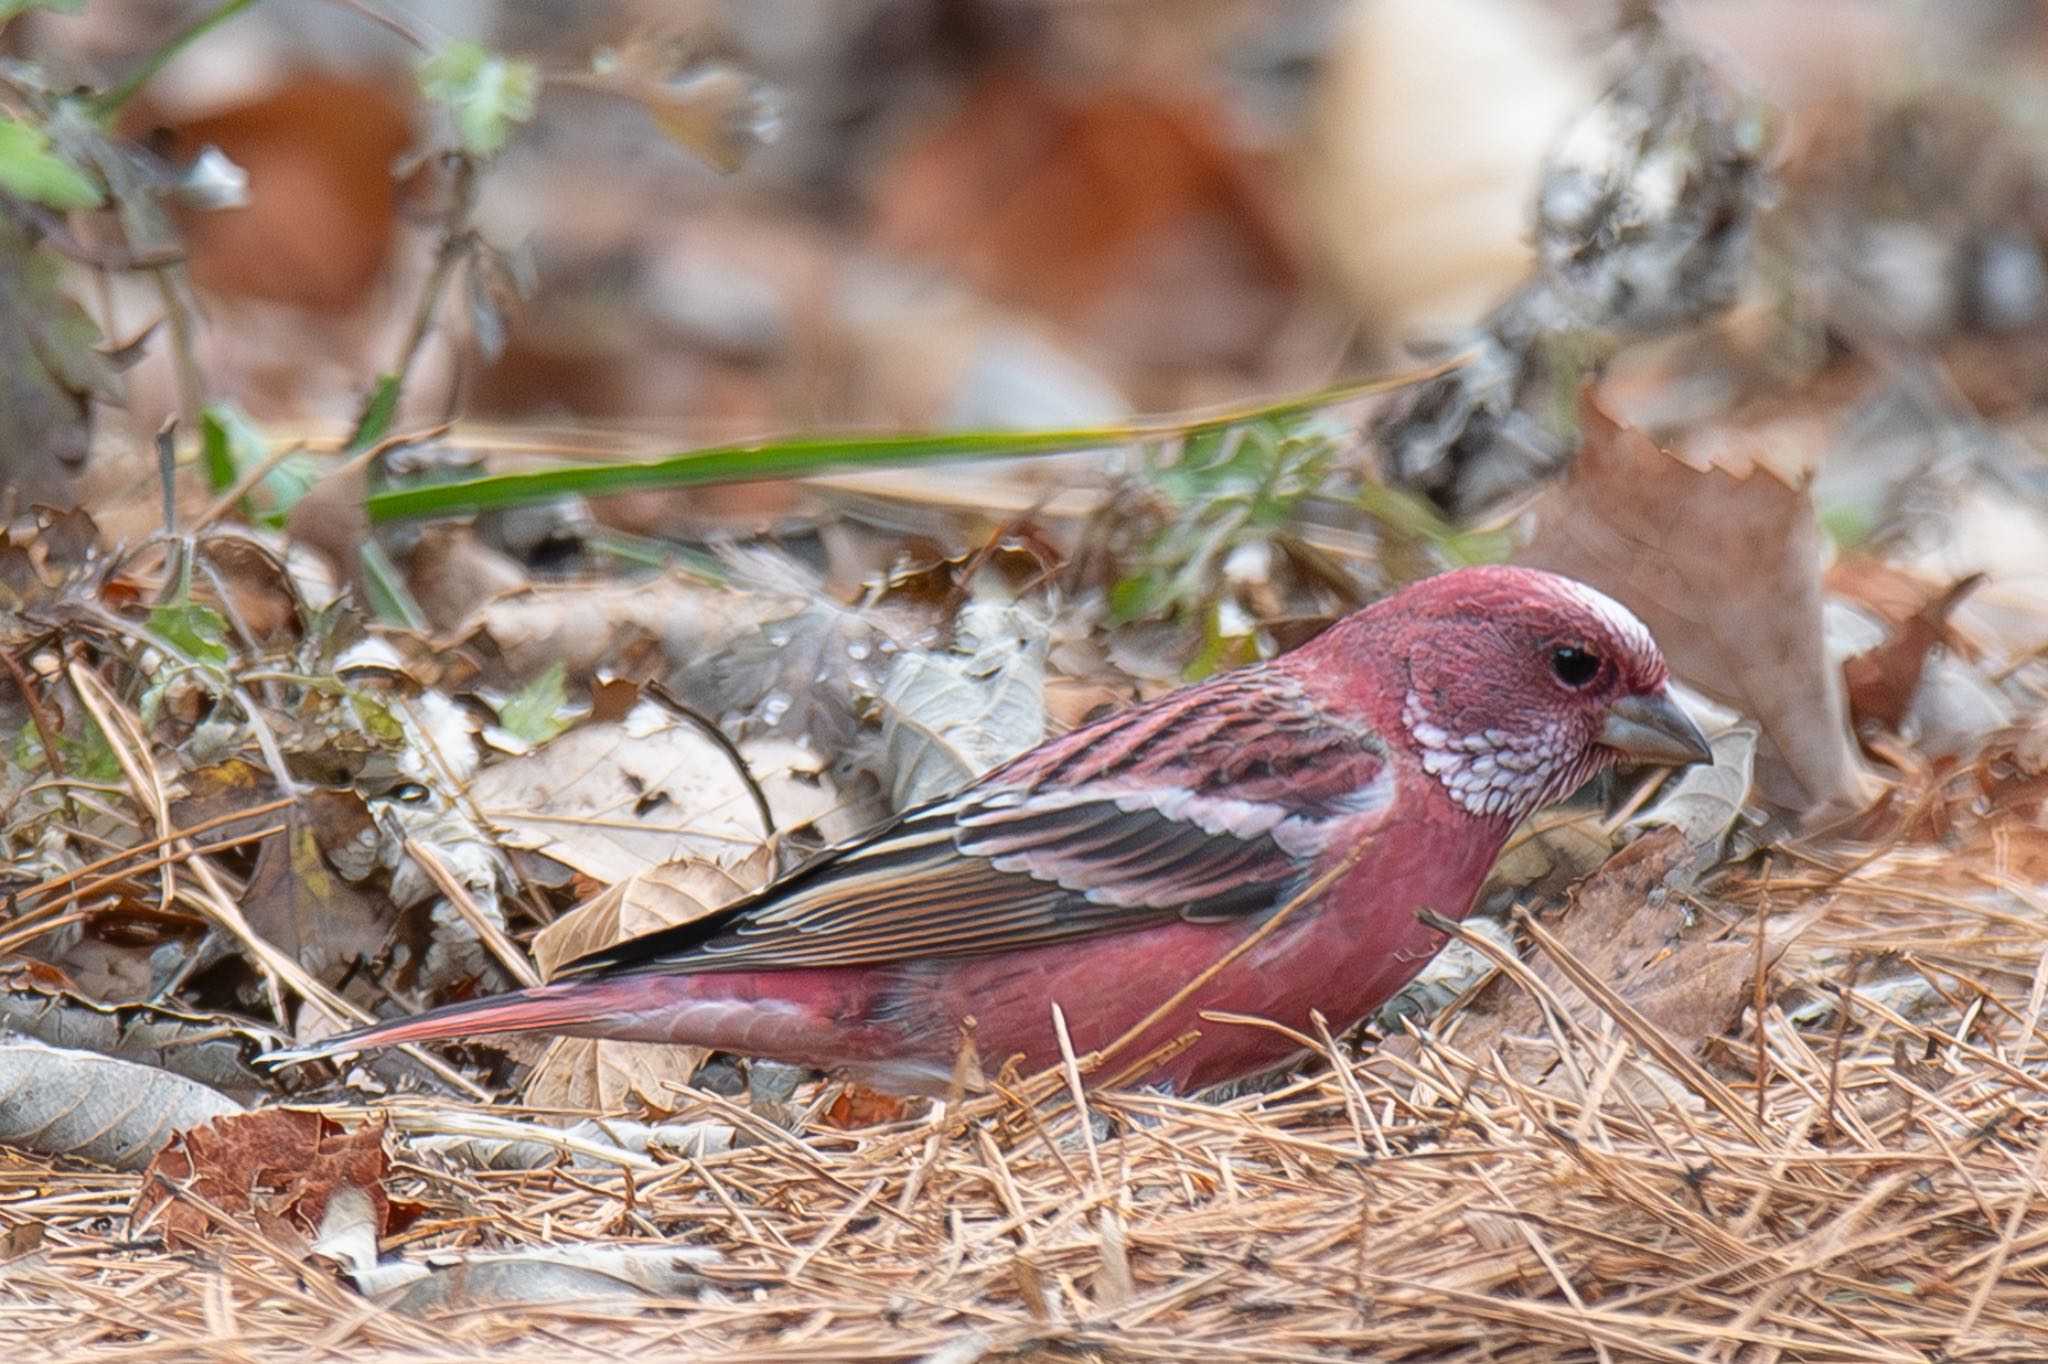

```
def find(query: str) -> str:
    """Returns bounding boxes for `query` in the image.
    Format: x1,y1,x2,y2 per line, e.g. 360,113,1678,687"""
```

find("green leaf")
347,372,400,452
495,662,572,744
0,115,102,209
150,601,231,664
198,406,240,492
1182,606,1256,682
11,724,44,772
200,403,318,527
1350,482,1513,567
419,41,538,156
63,715,122,783
347,689,406,744
356,540,427,628
1105,570,1167,629
369,430,1123,522
1109,411,1347,630
1,0,86,20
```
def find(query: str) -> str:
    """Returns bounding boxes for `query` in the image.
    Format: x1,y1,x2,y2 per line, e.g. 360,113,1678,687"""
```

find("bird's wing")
557,668,1391,978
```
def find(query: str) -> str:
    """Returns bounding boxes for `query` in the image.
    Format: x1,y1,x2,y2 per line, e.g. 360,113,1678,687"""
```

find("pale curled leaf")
525,850,772,1110
1620,682,1757,859
408,1117,737,1170
0,964,287,1102
531,849,774,976
469,703,770,885
0,1041,243,1170
468,575,782,681
876,594,1051,809
746,735,867,843
362,784,517,994
522,1037,705,1115
363,1243,723,1314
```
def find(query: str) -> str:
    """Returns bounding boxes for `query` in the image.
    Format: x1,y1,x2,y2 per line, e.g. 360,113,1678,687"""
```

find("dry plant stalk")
3,817,2046,1361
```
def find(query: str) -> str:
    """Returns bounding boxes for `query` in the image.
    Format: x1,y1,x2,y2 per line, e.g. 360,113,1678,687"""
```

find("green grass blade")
366,429,1131,522
363,366,1454,524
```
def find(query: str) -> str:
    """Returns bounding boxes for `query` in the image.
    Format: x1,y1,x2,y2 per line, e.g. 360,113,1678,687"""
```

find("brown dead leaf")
467,577,775,682
563,47,777,175
195,534,303,645
406,524,530,633
743,736,866,844
870,65,1298,368
169,758,288,862
131,1110,400,1251
1521,391,1877,821
241,788,394,983
136,75,413,313
523,849,773,1112
37,506,100,570
1453,828,1772,1071
1837,570,1984,736
0,1042,244,1170
468,710,774,885
285,458,370,602
531,849,772,976
822,1085,914,1129
522,1037,699,1116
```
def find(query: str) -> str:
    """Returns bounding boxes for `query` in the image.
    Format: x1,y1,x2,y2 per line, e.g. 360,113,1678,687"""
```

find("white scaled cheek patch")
1404,689,1569,818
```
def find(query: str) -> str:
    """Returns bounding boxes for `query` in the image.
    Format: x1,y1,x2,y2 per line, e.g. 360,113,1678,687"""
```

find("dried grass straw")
1,831,2045,1362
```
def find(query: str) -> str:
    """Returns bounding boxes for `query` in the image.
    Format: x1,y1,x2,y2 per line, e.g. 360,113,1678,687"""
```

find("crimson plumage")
271,565,1709,1094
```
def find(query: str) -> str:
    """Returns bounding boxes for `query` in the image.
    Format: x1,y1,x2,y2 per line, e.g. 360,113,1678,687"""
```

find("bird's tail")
261,980,623,1067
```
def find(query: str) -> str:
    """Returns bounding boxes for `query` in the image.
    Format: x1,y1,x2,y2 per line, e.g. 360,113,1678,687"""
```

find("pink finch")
272,566,1708,1095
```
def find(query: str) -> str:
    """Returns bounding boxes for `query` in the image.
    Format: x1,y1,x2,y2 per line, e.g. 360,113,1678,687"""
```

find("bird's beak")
1599,691,1713,767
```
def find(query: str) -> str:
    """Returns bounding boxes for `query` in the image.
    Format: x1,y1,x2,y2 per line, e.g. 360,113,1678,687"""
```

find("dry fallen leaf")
874,593,1050,810
523,847,775,1112
566,47,778,175
405,1116,735,1171
237,786,393,984
519,1038,698,1116
0,962,287,1102
1837,570,1984,736
131,1109,397,1251
0,1041,244,1170
531,850,772,975
1451,828,1777,1076
1521,391,1878,821
468,704,772,885
360,1242,722,1315
468,576,780,681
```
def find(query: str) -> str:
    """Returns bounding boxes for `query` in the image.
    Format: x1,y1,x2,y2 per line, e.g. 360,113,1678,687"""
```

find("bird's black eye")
1551,645,1600,688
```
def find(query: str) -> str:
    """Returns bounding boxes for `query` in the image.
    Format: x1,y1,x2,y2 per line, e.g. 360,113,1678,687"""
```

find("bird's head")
1322,565,1711,821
